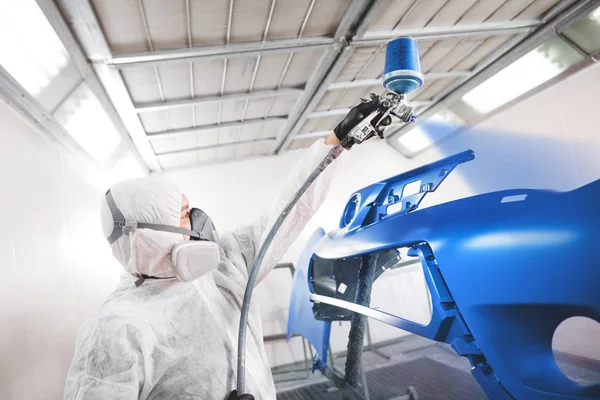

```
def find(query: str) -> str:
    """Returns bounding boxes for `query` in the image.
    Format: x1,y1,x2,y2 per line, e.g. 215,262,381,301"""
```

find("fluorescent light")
54,83,122,164
396,109,464,154
0,0,70,97
462,38,584,114
562,5,600,55
591,5,600,21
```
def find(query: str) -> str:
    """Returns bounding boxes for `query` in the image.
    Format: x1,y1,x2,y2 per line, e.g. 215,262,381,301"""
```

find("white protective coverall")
64,139,345,400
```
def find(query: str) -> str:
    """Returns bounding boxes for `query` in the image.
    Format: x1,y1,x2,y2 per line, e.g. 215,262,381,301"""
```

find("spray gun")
235,37,424,397
343,36,424,149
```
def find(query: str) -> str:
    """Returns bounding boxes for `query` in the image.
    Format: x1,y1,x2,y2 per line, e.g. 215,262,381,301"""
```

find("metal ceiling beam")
0,65,93,164
108,37,333,69
135,87,302,113
385,0,600,145
35,0,152,172
356,19,542,46
53,0,161,171
147,117,286,140
156,138,276,157
309,101,433,119
273,0,385,153
328,71,472,90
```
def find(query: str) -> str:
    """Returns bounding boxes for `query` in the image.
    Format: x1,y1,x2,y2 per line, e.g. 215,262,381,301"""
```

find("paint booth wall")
414,61,600,208
161,61,600,368
0,99,124,400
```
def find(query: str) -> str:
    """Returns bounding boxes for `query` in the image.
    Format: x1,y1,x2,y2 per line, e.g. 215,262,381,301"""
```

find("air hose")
236,136,350,393
235,35,423,397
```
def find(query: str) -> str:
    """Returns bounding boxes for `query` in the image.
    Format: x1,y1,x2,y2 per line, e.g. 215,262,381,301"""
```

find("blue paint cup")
382,37,424,95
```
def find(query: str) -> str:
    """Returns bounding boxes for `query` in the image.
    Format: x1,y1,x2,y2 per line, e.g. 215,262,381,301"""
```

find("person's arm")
324,132,340,145
233,97,386,285
64,320,144,400
233,134,344,284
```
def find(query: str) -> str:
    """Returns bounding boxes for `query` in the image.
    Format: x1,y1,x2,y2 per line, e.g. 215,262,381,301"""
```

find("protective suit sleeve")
233,138,346,285
64,319,144,400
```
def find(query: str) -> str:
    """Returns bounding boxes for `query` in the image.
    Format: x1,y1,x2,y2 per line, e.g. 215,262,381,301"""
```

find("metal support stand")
359,364,371,400
364,320,391,360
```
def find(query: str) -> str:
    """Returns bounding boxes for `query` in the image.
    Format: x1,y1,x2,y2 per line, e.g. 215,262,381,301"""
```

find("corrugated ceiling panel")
151,136,176,154
173,133,198,151
167,107,194,130
517,0,561,19
218,126,241,145
142,99,284,134
195,132,220,148
428,39,484,71
451,35,513,70
302,0,350,37
299,115,341,134
92,0,148,53
237,123,262,142
407,79,437,101
335,46,380,82
230,0,272,43
122,67,161,103
334,87,374,109
268,94,298,117
238,125,264,142
234,142,254,158
316,89,344,111
197,148,218,164
281,51,324,87
139,111,169,133
426,0,480,26
315,87,368,111
158,63,193,100
143,0,187,50
252,54,291,90
457,0,509,24
216,146,236,160
193,60,227,97
266,0,315,40
353,49,387,80
370,0,418,31
244,98,275,120
259,123,281,139
487,0,536,21
420,39,462,72
250,141,274,156
190,0,228,46
413,77,456,100
220,99,245,123
223,57,256,92
194,103,221,126
151,131,220,156
395,0,452,29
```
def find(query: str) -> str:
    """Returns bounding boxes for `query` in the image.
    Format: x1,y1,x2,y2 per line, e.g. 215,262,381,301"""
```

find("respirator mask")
105,190,220,285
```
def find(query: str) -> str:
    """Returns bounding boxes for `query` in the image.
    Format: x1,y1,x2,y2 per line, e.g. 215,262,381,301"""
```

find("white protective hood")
100,176,184,278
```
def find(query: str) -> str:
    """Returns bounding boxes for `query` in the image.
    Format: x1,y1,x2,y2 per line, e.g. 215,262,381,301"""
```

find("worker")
64,96,389,400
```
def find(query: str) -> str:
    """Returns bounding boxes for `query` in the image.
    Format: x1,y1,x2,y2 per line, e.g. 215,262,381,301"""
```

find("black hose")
236,138,349,393
343,253,378,397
